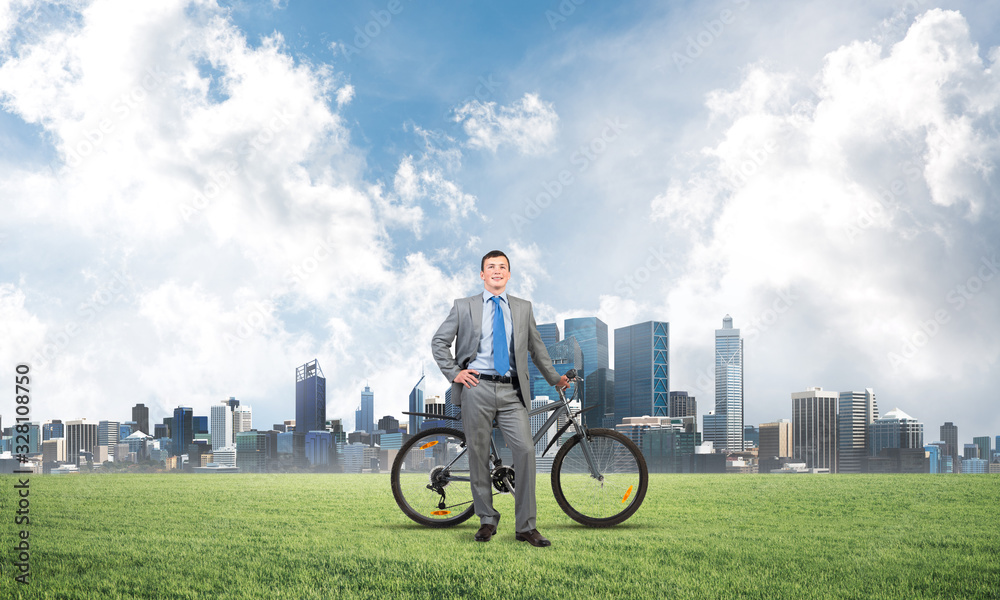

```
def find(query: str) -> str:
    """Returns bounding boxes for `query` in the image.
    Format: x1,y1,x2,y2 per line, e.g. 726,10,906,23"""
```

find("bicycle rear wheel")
551,428,648,527
391,427,476,527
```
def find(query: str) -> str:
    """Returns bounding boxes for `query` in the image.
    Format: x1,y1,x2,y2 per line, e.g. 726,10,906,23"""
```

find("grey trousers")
462,380,536,533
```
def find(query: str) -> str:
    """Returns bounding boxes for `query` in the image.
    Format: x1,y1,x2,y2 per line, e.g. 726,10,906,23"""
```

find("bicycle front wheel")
551,428,648,527
390,427,475,527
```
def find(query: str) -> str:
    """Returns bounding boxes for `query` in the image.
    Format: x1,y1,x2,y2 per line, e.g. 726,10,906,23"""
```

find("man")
432,250,568,547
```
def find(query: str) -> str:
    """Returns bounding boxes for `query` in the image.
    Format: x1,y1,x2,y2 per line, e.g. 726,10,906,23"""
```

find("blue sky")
1,0,999,445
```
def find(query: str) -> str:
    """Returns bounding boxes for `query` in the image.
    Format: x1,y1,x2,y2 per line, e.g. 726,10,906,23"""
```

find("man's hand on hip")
454,369,480,388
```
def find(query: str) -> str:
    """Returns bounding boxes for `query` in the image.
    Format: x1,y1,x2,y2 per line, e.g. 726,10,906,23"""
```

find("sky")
1,0,999,446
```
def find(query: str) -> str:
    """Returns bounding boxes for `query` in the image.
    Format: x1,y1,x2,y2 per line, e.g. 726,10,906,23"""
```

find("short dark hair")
481,250,510,272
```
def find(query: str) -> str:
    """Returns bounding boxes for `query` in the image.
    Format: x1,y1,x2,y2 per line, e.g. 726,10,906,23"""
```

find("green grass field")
0,473,998,599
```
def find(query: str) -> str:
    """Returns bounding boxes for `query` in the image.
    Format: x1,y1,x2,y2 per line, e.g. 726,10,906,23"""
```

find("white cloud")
453,92,559,155
0,0,465,427
648,9,1000,422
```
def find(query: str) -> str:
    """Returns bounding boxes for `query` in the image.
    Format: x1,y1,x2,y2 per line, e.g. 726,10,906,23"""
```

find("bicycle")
390,369,648,528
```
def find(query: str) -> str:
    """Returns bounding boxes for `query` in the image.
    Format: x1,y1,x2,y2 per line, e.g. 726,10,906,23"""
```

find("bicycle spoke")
551,429,647,527
391,428,477,527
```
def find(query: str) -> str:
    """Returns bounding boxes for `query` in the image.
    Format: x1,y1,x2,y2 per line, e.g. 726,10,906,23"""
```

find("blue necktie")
491,296,509,375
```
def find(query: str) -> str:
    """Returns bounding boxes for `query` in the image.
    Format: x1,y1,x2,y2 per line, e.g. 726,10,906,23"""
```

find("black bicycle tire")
390,427,476,528
550,428,648,527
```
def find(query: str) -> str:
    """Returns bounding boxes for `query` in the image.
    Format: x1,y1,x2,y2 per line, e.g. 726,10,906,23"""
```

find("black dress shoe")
515,529,551,547
474,523,497,542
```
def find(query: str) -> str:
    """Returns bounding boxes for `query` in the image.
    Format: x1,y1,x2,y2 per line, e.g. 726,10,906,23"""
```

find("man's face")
481,256,510,295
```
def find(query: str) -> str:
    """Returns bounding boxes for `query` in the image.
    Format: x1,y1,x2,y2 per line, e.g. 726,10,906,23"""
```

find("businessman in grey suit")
432,250,567,547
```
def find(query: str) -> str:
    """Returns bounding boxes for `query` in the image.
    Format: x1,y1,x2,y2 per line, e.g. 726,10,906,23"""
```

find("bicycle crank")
490,465,515,493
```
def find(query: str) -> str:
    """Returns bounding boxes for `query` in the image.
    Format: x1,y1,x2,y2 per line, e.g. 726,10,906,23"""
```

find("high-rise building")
234,406,252,435
305,430,334,467
869,408,924,458
98,420,120,460
42,438,67,464
759,419,792,472
743,425,759,449
236,430,268,473
66,419,99,465
408,374,425,436
193,416,209,437
444,388,461,428
377,415,399,433
530,397,551,456
211,402,234,450
565,316,609,424
584,368,614,429
963,443,979,459
564,317,610,372
614,321,669,422
925,442,950,473
356,385,375,433
172,408,193,457
940,422,959,472
972,436,991,463
132,403,150,435
296,359,327,435
792,387,838,471
837,389,879,473
43,420,64,440
529,323,561,399
534,337,583,402
669,391,697,419
711,315,743,452
702,412,725,452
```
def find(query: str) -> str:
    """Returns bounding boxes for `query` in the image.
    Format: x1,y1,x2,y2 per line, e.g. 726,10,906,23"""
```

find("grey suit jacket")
432,293,562,407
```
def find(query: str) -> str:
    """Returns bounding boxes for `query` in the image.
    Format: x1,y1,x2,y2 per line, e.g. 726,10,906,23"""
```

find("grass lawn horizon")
1,473,997,599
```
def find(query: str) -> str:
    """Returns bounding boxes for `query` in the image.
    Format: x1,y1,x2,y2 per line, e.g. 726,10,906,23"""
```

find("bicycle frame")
412,373,603,483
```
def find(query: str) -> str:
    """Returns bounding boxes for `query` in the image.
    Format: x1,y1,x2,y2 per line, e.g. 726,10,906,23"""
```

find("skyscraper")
564,317,610,372
98,420,120,460
296,359,327,434
711,315,743,452
234,406,252,435
66,419,98,465
971,436,990,463
669,391,696,418
530,397,551,455
565,316,609,424
43,420,64,440
132,403,149,435
172,408,193,457
614,321,669,423
792,387,838,471
356,385,375,433
837,389,879,473
211,402,234,450
534,337,582,402
759,419,792,472
529,322,561,399
584,367,614,429
940,422,959,472
408,374,425,436
869,408,924,457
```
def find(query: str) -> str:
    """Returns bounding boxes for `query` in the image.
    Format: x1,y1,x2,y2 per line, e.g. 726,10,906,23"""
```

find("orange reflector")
622,485,633,504
420,440,439,450
431,510,451,516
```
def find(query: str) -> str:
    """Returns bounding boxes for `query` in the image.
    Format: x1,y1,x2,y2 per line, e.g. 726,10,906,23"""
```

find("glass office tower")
356,385,375,433
713,315,743,452
408,374,425,435
613,321,669,423
171,407,193,457
295,359,327,435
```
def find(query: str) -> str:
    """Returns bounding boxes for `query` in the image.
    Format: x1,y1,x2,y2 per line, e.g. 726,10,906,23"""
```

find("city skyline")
2,2,999,442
